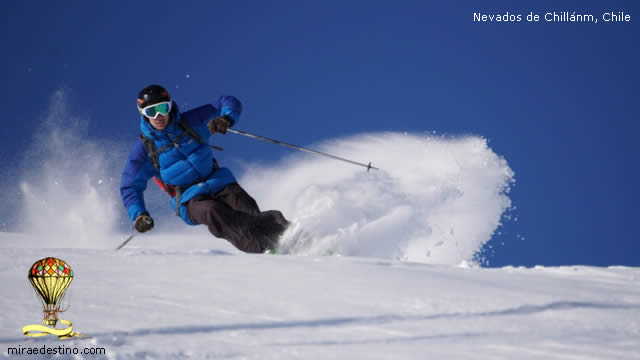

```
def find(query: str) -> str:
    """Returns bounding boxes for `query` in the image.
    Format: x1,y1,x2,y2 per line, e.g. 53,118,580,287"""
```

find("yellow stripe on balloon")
22,319,85,340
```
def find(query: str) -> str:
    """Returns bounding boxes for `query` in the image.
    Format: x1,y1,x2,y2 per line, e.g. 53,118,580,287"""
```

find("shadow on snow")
2,301,638,346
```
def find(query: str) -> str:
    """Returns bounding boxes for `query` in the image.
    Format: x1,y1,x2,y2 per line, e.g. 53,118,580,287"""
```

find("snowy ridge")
1,234,639,359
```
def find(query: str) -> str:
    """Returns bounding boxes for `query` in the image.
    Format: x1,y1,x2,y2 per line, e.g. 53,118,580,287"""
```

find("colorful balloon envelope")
28,257,73,327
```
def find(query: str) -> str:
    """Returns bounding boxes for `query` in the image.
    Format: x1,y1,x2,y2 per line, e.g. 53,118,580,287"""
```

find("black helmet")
137,84,171,109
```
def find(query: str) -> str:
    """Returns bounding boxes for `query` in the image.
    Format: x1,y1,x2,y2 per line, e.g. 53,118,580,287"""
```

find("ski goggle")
138,101,172,119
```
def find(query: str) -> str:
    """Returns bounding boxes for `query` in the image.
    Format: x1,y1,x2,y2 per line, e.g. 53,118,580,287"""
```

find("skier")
120,84,289,253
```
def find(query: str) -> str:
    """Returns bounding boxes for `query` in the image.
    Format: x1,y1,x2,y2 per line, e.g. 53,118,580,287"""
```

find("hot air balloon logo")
22,257,84,339
27,257,73,327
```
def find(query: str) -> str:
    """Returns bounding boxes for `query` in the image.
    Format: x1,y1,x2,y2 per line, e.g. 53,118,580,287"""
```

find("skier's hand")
208,116,231,135
134,213,154,233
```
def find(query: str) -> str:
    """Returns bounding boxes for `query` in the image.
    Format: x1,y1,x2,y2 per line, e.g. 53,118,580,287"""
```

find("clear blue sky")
1,1,638,267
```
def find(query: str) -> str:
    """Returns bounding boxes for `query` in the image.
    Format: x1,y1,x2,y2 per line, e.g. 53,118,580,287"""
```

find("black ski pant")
186,183,289,253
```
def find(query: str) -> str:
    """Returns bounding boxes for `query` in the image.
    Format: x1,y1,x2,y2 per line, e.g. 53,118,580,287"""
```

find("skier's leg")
186,194,263,253
216,183,290,248
188,184,291,253
213,183,261,215
216,183,290,228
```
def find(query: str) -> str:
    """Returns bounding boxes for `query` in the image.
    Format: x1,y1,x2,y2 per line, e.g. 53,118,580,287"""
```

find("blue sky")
1,1,638,267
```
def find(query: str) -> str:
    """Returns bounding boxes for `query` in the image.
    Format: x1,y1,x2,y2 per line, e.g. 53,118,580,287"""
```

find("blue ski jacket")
120,96,242,225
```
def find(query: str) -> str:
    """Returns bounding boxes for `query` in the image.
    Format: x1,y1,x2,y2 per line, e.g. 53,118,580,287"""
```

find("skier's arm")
120,142,158,223
214,95,242,126
182,96,243,129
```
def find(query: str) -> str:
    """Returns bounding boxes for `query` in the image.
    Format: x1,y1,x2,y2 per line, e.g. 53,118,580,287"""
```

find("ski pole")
227,128,379,171
116,231,137,250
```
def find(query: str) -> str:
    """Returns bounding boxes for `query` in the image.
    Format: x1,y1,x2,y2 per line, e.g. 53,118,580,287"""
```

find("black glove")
134,213,154,233
208,115,231,135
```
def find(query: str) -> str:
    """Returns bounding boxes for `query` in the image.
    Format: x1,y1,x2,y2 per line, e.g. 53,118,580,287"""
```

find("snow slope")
2,95,637,358
1,233,639,359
